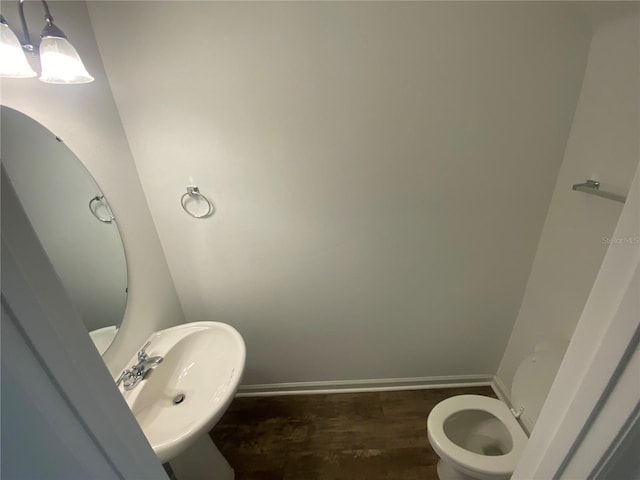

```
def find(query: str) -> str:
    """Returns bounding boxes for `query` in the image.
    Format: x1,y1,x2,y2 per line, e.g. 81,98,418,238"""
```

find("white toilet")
427,344,566,480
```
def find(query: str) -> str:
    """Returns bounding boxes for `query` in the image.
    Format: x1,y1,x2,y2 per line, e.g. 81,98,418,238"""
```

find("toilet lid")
512,347,565,432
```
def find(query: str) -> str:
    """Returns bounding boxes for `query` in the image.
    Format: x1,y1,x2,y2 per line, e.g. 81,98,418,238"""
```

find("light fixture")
0,15,36,77
0,0,93,84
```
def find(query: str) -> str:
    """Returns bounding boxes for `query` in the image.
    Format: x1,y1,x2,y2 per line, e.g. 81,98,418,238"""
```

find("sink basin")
119,321,245,464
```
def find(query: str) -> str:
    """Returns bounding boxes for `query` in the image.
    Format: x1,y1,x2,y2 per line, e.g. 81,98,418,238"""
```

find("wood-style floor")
210,385,495,480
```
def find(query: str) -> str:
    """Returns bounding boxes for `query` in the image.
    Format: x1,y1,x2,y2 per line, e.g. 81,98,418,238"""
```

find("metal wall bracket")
572,179,626,204
510,405,525,419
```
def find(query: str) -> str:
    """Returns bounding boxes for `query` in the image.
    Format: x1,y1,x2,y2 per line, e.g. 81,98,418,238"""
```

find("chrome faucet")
116,341,163,391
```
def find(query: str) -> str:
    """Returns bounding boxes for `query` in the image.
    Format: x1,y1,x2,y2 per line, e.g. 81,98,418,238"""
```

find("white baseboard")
491,375,511,405
237,374,494,397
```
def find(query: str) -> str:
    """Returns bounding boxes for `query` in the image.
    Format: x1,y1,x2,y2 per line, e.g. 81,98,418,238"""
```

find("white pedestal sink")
118,322,245,479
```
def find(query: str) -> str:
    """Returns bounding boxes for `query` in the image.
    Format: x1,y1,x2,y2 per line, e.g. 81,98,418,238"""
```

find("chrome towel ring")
89,195,114,223
181,185,214,219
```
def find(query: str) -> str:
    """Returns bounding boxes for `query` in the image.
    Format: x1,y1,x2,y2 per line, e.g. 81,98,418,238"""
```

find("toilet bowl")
428,395,527,480
426,344,566,480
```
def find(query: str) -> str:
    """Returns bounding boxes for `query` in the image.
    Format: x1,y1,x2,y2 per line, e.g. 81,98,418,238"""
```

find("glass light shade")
39,36,94,84
0,22,37,78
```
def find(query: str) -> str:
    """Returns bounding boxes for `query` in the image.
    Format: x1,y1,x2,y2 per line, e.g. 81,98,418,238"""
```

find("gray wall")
89,2,591,385
1,302,119,480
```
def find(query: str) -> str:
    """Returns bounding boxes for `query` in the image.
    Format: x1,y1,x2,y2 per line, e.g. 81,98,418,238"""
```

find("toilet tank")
511,342,567,433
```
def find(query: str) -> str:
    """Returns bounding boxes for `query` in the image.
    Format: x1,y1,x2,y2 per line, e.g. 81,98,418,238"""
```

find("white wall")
497,6,640,396
88,2,590,385
0,1,184,375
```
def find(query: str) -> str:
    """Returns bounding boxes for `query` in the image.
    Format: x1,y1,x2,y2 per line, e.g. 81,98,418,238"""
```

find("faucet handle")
138,341,151,361
115,369,130,387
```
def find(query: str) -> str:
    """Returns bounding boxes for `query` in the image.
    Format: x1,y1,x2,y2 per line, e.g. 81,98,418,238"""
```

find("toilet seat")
427,395,528,479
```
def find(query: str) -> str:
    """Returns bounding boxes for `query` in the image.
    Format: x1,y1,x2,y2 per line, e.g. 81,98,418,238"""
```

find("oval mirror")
1,106,128,354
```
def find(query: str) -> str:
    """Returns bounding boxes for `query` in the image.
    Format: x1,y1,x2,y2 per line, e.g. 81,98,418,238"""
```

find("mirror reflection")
1,106,128,354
